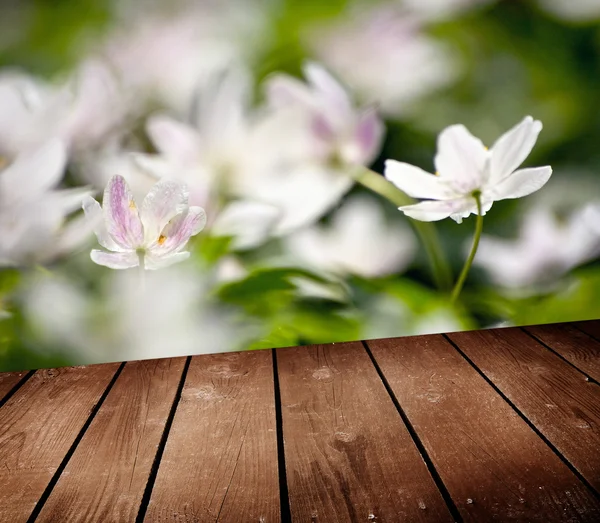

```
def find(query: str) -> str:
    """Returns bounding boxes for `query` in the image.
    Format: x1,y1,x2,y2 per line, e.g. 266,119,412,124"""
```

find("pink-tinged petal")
146,115,201,161
264,74,315,109
90,249,139,269
489,116,543,185
490,166,552,201
102,175,144,249
140,179,189,242
385,160,457,200
303,62,352,114
152,206,206,254
434,124,487,191
0,139,67,205
82,195,123,252
144,251,190,270
398,198,477,222
352,107,385,165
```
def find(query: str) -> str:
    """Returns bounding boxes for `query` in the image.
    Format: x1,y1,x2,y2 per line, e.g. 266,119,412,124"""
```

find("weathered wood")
368,334,600,522
524,323,600,382
35,358,186,522
0,371,27,403
144,350,279,523
277,342,453,523
0,364,119,522
574,320,600,342
448,327,600,495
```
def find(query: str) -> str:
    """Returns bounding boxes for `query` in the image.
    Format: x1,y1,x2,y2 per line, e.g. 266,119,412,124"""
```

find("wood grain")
368,334,600,522
524,323,600,382
0,371,27,403
574,320,600,342
0,364,119,522
144,350,279,523
35,358,186,522
448,327,600,494
277,341,453,523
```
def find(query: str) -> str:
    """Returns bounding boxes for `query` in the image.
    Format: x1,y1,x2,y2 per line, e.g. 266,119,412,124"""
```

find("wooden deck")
1,321,599,522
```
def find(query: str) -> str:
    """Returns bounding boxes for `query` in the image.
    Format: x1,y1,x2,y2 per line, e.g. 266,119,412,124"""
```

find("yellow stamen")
484,146,489,151
158,234,167,245
129,200,137,210
435,171,440,176
0,156,8,170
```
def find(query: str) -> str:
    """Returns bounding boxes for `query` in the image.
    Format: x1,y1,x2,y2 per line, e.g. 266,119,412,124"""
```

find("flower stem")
352,166,453,291
450,193,484,304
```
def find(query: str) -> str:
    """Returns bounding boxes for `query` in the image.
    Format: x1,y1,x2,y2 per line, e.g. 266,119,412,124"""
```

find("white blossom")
385,116,552,223
82,175,206,270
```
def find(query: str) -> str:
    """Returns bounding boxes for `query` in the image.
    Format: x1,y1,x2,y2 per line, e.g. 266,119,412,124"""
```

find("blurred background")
2,0,600,371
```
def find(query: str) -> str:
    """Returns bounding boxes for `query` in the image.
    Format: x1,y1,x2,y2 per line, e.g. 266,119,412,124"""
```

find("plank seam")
272,349,292,523
442,333,600,501
0,370,36,408
362,340,464,523
135,356,191,523
26,362,126,523
521,327,599,385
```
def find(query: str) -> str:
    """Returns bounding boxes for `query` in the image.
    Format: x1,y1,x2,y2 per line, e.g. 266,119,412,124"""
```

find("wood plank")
574,320,600,341
448,327,600,495
0,363,120,522
524,323,600,382
0,371,28,403
35,358,186,522
277,342,454,523
368,334,600,522
144,350,279,523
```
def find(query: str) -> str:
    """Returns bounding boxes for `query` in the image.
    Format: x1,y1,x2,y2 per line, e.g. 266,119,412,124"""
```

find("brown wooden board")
34,358,186,522
0,371,27,402
524,323,600,382
144,350,279,523
0,363,120,522
448,327,600,495
574,320,600,342
276,341,453,523
367,334,600,522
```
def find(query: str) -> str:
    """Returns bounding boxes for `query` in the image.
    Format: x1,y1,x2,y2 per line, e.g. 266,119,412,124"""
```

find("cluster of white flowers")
1,0,598,365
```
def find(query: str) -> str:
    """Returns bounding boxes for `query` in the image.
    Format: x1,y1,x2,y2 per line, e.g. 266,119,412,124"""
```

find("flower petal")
385,159,456,200
434,124,487,191
146,115,201,161
140,179,189,242
144,251,190,270
0,139,67,205
153,206,206,254
90,249,139,269
82,195,123,251
350,107,385,165
489,116,543,185
304,62,352,115
102,175,144,249
398,198,478,222
490,166,552,201
264,74,314,109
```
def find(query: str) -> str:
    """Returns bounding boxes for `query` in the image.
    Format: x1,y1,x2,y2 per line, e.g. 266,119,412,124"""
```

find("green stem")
450,193,484,304
137,251,146,290
352,167,453,291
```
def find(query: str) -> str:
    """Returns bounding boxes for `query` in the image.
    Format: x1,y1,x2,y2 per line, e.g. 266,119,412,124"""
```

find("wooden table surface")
1,321,599,522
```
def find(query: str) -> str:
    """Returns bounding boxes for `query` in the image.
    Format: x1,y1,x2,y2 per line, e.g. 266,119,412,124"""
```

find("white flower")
385,116,553,223
265,61,385,166
133,66,356,236
0,60,126,159
82,175,206,270
0,139,92,266
474,205,600,289
306,7,457,117
24,266,241,362
285,195,417,278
